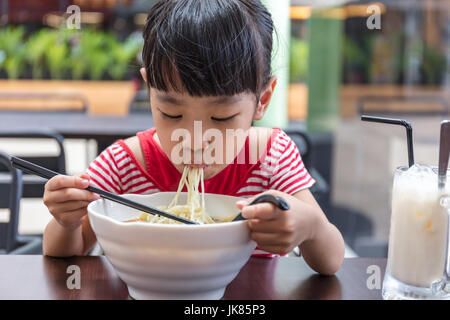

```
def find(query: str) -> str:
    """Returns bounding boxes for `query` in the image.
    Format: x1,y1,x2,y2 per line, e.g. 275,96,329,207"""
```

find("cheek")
159,132,181,162
221,128,250,164
154,126,177,152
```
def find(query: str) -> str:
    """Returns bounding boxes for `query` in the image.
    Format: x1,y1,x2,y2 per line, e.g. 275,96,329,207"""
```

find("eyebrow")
155,94,242,106
155,94,183,105
209,96,242,105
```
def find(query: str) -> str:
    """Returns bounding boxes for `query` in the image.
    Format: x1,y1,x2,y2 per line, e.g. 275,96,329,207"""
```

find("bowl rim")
87,192,249,230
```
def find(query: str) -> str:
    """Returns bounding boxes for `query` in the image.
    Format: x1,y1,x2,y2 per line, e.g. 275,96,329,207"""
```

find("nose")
177,123,212,165
179,131,210,152
192,139,211,152
188,121,212,152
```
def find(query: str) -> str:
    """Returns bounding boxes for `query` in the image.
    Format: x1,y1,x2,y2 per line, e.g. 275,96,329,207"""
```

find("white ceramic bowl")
87,192,256,300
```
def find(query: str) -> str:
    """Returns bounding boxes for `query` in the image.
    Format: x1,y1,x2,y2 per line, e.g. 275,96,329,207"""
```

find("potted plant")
288,37,309,120
0,26,144,115
0,26,27,80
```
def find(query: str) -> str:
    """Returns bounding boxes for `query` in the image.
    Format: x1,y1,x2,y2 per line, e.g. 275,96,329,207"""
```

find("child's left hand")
236,190,321,255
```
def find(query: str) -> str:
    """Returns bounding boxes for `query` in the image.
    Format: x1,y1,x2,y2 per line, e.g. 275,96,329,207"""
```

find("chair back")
284,129,313,169
0,129,66,197
0,152,22,252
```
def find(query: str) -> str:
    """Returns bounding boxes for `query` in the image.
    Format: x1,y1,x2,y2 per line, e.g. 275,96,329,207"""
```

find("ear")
253,76,277,121
140,67,147,83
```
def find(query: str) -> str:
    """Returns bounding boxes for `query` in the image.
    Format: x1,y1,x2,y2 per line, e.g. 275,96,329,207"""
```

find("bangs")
142,0,272,97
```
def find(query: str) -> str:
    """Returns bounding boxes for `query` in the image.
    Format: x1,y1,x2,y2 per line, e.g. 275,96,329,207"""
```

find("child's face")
141,69,276,176
150,88,254,169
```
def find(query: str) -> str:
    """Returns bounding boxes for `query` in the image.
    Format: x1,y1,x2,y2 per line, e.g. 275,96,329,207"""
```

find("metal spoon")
438,120,450,191
437,120,450,292
232,194,290,222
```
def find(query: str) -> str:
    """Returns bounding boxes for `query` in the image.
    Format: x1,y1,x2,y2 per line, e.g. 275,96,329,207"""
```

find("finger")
236,200,246,210
46,175,90,192
77,173,101,198
56,208,88,228
247,218,281,233
242,202,278,220
255,245,289,255
250,231,282,246
236,190,285,209
50,200,91,214
46,188,100,204
78,173,91,181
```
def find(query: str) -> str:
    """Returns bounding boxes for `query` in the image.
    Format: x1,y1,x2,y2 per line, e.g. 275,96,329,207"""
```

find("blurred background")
0,0,448,257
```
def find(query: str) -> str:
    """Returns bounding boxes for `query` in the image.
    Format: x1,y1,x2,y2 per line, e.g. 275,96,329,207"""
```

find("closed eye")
211,114,238,122
160,111,182,119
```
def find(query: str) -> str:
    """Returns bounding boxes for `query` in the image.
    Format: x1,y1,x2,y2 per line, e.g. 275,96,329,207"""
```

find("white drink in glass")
382,165,450,299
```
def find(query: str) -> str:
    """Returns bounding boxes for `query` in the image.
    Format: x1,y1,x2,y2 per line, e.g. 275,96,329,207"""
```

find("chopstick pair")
9,155,198,225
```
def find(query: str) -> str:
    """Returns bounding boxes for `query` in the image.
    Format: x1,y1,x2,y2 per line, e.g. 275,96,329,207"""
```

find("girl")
42,0,344,275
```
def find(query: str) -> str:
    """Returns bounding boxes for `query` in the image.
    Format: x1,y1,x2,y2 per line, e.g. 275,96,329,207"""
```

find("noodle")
137,167,215,225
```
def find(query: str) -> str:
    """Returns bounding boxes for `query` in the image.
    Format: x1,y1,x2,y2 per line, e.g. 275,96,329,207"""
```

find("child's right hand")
43,173,101,230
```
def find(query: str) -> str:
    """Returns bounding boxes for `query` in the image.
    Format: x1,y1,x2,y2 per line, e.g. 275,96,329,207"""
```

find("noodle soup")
129,167,224,224
87,192,256,299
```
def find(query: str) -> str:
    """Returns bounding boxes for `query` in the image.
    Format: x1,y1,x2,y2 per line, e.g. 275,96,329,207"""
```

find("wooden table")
0,255,386,300
0,112,154,152
0,112,154,140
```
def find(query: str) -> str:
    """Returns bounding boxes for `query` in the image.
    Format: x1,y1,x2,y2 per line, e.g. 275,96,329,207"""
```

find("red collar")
118,127,278,195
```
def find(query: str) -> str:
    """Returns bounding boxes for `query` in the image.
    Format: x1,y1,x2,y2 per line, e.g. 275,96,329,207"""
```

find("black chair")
285,128,380,256
0,152,42,254
284,129,329,203
0,129,66,198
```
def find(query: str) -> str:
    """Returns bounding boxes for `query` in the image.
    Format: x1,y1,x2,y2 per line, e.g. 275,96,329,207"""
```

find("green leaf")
289,37,309,83
26,29,56,79
0,26,26,78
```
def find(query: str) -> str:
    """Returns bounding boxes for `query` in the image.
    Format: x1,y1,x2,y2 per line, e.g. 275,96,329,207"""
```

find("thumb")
236,200,247,209
78,173,91,180
236,196,256,209
74,173,91,189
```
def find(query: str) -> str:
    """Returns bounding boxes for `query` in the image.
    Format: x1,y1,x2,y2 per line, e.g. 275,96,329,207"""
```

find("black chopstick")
9,155,198,225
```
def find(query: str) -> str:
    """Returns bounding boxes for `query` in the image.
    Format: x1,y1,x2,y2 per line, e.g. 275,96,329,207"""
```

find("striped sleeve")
265,131,315,195
86,143,124,194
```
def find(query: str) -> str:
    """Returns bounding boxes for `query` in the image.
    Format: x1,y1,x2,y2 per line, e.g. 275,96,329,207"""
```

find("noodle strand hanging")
137,167,215,224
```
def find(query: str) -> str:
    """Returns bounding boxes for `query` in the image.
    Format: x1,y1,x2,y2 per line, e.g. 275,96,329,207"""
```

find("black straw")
361,115,415,167
9,155,198,225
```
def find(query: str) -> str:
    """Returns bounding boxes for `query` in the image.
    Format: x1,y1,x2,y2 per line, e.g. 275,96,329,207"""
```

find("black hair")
142,0,273,97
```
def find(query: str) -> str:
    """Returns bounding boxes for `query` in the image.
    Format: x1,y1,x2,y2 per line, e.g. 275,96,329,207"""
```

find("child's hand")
236,190,320,255
43,174,101,230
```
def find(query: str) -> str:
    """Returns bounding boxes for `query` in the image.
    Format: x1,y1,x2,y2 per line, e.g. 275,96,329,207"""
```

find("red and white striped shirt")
86,127,315,258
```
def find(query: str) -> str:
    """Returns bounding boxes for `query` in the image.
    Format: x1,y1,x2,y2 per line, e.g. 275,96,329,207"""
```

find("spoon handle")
232,194,290,222
438,121,450,291
438,121,450,190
